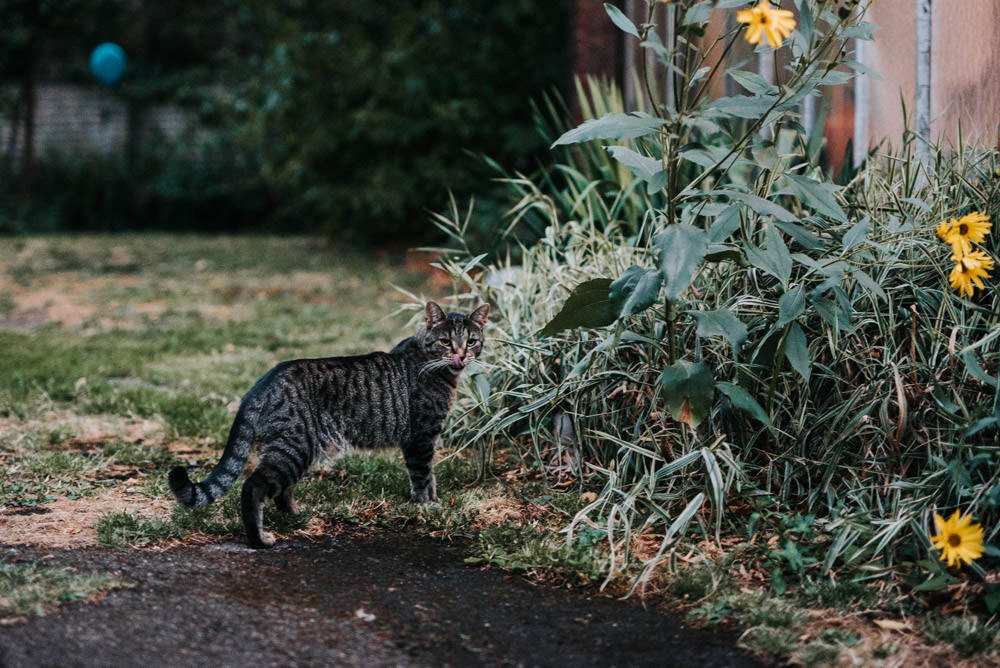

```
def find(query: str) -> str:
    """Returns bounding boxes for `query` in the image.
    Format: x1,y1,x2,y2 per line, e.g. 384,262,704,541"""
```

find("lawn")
0,235,595,610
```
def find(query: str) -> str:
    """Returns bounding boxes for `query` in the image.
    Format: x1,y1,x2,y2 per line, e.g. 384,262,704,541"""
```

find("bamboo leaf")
785,322,811,383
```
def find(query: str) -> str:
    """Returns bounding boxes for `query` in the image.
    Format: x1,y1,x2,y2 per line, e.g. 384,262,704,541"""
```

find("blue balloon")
90,43,127,86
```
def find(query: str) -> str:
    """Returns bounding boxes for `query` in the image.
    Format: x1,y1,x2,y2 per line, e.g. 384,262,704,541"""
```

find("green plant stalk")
664,297,676,364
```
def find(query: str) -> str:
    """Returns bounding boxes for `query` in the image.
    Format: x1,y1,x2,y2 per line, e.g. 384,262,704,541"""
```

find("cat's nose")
450,354,465,369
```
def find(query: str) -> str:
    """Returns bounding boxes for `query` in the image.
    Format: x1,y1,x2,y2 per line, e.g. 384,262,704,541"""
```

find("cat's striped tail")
169,406,255,507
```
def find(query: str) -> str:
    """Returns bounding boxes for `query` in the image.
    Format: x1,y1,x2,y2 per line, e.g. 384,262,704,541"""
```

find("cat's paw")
247,531,276,549
411,491,440,505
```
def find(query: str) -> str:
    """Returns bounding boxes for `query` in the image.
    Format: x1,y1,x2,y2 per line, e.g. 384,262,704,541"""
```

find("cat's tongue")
450,354,465,369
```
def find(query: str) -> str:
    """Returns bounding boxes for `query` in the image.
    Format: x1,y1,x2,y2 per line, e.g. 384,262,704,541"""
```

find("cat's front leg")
401,436,439,504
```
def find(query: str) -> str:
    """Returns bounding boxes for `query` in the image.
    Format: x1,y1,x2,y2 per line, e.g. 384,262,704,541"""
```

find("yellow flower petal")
931,510,985,568
737,2,796,48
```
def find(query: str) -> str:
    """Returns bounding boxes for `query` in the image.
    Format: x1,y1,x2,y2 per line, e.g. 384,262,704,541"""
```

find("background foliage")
0,0,571,242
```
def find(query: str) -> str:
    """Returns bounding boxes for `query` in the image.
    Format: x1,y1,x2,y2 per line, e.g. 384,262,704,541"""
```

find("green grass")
922,615,1000,656
0,560,125,616
95,512,184,548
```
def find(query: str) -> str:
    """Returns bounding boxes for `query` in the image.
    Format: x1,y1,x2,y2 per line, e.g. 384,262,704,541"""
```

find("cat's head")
421,301,489,374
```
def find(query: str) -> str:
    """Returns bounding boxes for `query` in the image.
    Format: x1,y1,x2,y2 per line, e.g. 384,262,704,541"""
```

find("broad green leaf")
843,217,871,250
691,308,747,356
814,261,847,294
850,267,887,302
844,59,883,79
785,322,811,382
610,266,663,317
540,278,616,336
552,112,666,147
653,224,710,301
705,189,798,222
709,205,741,242
774,220,821,249
683,1,713,26
794,0,814,44
605,146,669,194
777,285,806,326
745,224,792,287
962,350,998,388
706,94,777,120
811,294,851,332
604,2,639,37
704,245,743,264
716,382,774,432
783,174,847,222
659,360,714,428
842,21,879,41
818,70,853,86
727,69,777,96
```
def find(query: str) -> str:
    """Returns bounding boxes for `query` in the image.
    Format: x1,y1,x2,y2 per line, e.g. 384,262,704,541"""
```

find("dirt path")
0,531,770,667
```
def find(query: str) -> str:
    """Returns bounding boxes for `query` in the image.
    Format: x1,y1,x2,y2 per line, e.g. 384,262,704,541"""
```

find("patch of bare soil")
0,487,172,550
0,272,146,328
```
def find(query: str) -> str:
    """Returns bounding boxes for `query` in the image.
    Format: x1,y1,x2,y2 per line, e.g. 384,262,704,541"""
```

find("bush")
436,0,1000,596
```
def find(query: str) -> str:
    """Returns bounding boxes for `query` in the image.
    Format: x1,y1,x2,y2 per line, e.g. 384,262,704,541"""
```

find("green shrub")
436,0,1000,596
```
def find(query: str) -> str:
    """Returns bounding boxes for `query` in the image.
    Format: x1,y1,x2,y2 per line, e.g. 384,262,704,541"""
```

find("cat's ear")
425,301,447,328
468,303,490,328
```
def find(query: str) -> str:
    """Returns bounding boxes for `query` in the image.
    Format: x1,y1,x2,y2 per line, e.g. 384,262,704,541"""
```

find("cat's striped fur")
169,301,488,548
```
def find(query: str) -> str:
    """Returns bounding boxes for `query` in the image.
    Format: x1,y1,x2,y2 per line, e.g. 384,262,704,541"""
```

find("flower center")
959,223,969,235
948,533,962,547
760,15,769,24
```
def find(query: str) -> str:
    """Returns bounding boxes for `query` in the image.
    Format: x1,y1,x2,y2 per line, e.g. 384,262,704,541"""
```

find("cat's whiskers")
418,358,453,376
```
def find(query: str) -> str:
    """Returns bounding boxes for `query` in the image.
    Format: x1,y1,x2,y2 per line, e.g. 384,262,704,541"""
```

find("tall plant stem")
664,297,676,364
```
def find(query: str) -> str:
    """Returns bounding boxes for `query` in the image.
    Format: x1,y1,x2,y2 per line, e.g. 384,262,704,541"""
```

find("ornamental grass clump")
435,0,1000,602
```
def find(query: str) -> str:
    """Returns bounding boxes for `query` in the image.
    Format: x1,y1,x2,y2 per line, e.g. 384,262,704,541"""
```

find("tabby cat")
169,301,489,548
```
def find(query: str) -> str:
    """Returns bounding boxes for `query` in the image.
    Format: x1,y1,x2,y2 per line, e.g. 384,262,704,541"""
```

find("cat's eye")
438,337,450,346
468,338,478,346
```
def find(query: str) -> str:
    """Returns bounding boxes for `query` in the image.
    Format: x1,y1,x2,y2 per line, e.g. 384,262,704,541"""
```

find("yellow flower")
931,510,985,568
937,212,992,257
736,1,796,48
948,249,994,297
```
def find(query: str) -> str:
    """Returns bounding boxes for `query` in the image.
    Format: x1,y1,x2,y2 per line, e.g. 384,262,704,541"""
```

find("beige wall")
865,0,1000,151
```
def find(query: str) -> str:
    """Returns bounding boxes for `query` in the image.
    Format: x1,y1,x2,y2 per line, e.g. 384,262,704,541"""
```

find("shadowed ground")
0,530,770,667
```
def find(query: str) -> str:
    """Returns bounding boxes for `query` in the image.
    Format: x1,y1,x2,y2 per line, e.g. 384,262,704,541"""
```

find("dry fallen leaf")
873,618,910,632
